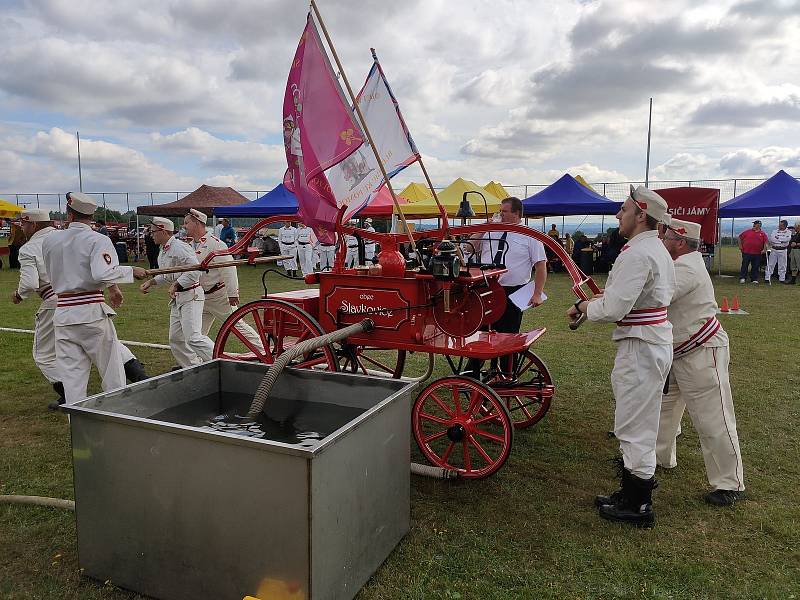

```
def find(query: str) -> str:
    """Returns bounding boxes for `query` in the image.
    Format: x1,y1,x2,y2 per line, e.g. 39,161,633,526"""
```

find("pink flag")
283,13,363,242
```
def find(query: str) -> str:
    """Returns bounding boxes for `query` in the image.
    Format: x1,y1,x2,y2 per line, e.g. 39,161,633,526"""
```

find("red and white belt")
57,290,104,307
37,285,55,301
177,283,200,292
204,282,225,294
673,316,721,359
616,307,668,327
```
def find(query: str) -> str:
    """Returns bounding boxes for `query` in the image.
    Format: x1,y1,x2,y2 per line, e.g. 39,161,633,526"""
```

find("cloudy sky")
2,0,800,212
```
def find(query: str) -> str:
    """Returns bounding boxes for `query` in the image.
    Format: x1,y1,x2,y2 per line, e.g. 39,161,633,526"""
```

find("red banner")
655,187,719,245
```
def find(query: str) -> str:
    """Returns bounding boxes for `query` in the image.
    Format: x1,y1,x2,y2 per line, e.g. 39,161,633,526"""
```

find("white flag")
325,62,419,221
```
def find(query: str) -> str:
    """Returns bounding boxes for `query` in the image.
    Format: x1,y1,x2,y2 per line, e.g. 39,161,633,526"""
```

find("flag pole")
370,48,450,232
309,0,419,259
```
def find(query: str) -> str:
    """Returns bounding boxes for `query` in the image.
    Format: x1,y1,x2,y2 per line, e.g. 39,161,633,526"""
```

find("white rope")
0,327,171,350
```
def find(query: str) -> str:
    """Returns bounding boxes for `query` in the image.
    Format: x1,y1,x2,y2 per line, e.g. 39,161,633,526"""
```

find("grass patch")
1,250,798,599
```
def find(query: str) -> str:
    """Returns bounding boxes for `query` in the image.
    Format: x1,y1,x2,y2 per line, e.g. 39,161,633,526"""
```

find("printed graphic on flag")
326,62,419,221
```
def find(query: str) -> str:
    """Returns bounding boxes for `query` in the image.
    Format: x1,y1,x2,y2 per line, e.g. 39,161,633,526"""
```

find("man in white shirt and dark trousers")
569,186,675,528
41,192,148,405
765,219,791,284
656,218,745,506
469,197,547,377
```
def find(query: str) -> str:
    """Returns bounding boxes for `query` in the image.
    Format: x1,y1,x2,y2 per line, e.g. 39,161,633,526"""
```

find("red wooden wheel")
338,344,407,378
213,299,338,371
487,350,553,429
412,376,513,480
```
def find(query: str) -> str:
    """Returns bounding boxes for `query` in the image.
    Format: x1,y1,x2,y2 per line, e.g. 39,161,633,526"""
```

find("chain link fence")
2,177,790,216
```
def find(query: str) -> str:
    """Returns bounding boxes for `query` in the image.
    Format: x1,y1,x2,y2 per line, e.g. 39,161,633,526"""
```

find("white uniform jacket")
42,222,134,325
768,227,792,250
279,227,298,246
670,251,727,353
154,236,203,302
17,227,57,311
586,230,675,345
189,234,238,296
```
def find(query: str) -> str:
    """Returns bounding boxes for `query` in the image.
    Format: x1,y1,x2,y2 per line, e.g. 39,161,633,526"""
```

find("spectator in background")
219,218,236,247
96,219,109,236
738,220,768,284
8,220,26,269
213,219,224,238
789,221,800,285
764,219,791,284
144,227,159,269
564,233,574,256
548,223,560,239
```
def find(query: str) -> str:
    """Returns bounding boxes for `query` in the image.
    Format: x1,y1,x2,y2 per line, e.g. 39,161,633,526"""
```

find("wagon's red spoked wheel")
487,350,554,429
338,345,407,378
412,376,513,480
213,299,337,371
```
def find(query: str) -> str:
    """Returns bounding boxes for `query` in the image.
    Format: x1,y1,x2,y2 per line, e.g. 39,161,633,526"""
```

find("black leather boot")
598,469,656,528
48,382,66,411
595,457,627,507
124,358,148,382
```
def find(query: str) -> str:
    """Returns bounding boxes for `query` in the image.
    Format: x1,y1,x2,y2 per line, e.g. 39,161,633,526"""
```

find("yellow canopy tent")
574,175,597,192
398,182,433,202
0,198,24,218
483,181,509,199
398,178,502,217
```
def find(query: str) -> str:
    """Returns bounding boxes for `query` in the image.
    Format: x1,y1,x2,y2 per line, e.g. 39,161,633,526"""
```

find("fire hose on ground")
246,319,458,479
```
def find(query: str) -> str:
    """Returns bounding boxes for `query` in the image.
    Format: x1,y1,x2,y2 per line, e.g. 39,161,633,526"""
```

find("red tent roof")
356,187,410,216
136,185,249,217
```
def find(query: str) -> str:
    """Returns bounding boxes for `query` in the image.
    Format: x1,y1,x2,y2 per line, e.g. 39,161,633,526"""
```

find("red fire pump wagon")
205,215,599,479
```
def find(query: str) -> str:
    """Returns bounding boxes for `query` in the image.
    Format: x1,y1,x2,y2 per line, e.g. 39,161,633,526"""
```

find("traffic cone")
731,296,740,312
720,296,729,312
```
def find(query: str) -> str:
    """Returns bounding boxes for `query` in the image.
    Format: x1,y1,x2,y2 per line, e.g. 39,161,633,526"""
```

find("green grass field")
1,246,799,599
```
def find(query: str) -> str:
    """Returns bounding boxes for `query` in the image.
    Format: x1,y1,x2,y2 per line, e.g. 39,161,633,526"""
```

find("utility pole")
76,131,83,192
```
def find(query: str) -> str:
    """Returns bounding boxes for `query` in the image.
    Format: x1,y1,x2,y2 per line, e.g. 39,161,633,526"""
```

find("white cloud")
1,0,800,198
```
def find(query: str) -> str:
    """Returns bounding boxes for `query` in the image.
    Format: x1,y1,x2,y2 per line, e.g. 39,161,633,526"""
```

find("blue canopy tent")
719,170,800,217
213,184,298,217
522,174,621,215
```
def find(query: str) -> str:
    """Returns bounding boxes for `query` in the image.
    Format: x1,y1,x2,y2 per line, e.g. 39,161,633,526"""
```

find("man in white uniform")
569,185,675,527
12,209,61,402
656,219,745,506
182,209,264,350
140,217,215,368
279,221,298,277
13,208,147,409
764,219,791,284
317,238,336,271
41,193,148,405
295,222,315,275
363,218,377,263
344,222,360,268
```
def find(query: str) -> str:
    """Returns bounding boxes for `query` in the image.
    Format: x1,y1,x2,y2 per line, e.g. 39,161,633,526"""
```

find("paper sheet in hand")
509,283,547,311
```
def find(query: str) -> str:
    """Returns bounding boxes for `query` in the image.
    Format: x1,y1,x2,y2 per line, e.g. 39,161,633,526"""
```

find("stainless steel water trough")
64,360,416,600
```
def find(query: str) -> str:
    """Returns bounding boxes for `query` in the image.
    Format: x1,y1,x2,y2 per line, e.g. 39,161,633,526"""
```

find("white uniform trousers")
34,307,135,385
55,317,127,404
765,249,787,281
201,288,264,352
345,246,359,268
32,309,59,383
611,338,672,478
169,292,215,368
656,345,745,491
297,243,314,274
319,245,336,271
364,243,376,262
279,243,298,270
